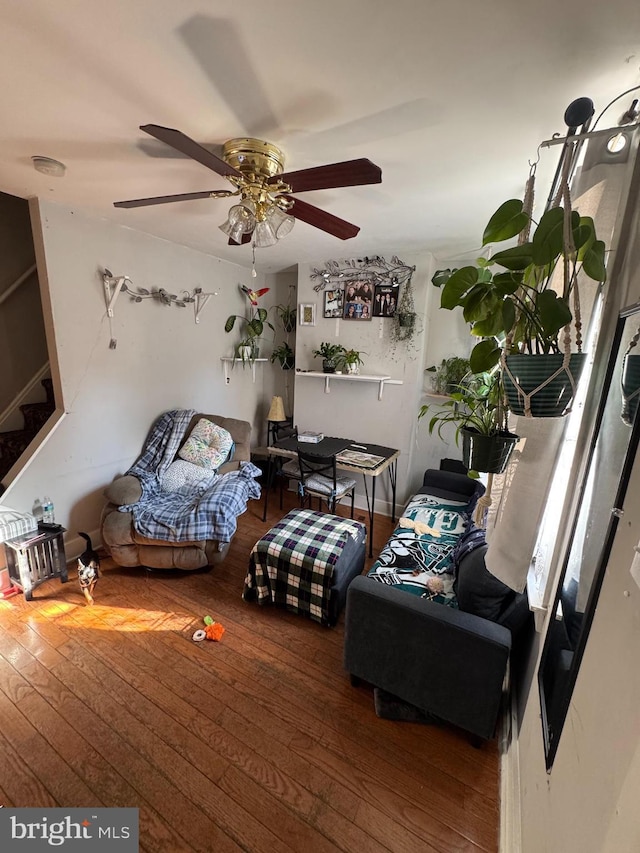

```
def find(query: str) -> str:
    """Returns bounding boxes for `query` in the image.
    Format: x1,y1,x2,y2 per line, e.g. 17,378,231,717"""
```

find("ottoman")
243,508,366,626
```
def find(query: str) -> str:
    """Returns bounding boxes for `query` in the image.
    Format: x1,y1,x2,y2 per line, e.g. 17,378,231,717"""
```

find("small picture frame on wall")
323,289,344,318
299,303,316,326
373,284,399,318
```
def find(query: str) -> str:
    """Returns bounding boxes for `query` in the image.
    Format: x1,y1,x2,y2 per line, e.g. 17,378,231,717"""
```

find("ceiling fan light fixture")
227,199,256,231
268,205,295,239
252,218,278,248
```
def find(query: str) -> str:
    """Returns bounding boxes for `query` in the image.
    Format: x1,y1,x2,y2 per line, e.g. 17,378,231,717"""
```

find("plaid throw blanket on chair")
244,509,363,624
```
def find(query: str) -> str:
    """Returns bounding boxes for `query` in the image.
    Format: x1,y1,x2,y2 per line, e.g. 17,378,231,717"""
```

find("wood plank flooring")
0,492,499,852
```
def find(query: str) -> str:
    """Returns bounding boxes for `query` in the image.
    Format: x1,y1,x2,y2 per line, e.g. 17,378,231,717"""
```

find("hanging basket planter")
621,353,640,426
461,428,519,474
503,353,586,418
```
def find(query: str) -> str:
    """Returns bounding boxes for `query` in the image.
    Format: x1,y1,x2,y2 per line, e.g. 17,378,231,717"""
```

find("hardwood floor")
0,492,499,852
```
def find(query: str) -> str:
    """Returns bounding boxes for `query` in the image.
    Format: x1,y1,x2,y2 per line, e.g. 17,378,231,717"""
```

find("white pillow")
178,418,234,470
161,460,217,493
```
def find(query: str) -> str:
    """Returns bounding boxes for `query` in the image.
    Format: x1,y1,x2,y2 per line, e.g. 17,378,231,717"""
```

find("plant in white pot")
432,197,607,417
336,348,366,375
225,285,274,364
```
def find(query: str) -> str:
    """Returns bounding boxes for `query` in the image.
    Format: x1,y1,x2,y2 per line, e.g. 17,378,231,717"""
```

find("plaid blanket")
244,509,364,624
120,409,261,543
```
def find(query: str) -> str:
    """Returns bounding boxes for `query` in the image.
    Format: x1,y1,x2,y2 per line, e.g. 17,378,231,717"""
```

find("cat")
77,532,100,605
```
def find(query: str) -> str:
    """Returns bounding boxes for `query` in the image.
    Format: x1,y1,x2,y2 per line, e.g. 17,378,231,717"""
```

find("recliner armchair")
101,413,252,570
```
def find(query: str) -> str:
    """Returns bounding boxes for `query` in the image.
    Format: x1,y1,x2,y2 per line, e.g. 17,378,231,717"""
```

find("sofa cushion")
178,419,234,470
455,542,514,622
161,460,217,493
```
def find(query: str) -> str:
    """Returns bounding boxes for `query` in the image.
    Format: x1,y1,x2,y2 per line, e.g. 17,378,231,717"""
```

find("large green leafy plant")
419,370,507,441
433,199,607,373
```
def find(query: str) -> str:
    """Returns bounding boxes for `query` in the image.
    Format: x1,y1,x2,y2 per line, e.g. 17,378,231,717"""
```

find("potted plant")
419,371,518,474
432,197,607,417
336,348,366,375
313,342,345,374
426,356,471,395
392,277,418,342
274,304,297,333
270,341,295,370
225,286,274,364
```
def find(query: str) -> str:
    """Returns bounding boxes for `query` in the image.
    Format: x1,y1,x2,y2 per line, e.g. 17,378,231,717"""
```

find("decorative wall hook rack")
101,268,218,324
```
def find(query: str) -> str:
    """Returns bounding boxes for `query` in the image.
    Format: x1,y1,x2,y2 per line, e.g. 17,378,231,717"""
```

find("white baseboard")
499,689,522,853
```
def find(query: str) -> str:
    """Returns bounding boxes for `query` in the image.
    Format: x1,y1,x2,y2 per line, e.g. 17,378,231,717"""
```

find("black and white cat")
77,532,100,605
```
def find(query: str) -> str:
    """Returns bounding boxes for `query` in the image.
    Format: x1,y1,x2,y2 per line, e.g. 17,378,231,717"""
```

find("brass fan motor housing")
222,138,285,180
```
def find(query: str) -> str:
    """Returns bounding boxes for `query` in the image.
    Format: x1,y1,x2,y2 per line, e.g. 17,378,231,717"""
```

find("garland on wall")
310,255,415,292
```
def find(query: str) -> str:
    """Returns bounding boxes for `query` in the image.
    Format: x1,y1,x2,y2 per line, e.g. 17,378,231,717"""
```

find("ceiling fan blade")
273,159,381,193
114,191,218,208
140,124,241,178
284,196,360,239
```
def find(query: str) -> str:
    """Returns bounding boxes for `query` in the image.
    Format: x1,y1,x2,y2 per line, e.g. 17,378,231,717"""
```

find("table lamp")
267,396,287,445
267,396,286,423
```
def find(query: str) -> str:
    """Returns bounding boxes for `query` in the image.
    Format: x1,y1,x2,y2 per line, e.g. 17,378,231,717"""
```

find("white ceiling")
2,0,640,274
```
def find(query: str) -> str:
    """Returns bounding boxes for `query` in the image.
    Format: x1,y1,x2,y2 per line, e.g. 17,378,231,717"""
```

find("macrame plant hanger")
473,162,537,527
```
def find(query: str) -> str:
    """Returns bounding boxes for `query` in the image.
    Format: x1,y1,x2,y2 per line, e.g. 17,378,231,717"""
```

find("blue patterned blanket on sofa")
367,494,471,607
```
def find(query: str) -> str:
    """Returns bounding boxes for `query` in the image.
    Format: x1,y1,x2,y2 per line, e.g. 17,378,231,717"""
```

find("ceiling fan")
114,124,382,247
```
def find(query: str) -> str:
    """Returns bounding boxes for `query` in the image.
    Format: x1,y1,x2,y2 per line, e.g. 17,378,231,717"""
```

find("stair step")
41,377,54,406
0,429,31,478
20,402,54,433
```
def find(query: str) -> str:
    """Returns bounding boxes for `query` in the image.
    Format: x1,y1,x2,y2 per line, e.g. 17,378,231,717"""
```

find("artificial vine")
310,255,415,292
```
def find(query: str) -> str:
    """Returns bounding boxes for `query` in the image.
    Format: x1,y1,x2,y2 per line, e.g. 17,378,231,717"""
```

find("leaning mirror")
539,304,640,770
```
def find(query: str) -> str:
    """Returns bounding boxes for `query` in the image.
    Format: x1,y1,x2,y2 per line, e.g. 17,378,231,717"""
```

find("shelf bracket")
378,379,385,401
324,376,331,394
102,272,130,318
194,290,219,324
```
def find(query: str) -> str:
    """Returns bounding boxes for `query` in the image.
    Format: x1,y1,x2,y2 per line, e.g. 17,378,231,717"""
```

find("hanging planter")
431,147,607,419
461,428,519,474
503,353,586,418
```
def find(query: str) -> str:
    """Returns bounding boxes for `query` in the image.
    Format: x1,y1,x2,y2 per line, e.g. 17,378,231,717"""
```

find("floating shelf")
221,357,268,384
296,371,403,401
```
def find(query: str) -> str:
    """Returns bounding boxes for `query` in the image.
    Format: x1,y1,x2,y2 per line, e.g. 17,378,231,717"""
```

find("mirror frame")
538,304,640,770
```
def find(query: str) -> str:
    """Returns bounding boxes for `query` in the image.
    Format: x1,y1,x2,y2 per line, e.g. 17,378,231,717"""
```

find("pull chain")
251,240,257,278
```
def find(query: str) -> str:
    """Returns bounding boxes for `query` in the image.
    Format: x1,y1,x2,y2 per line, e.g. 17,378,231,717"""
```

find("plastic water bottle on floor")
42,496,55,524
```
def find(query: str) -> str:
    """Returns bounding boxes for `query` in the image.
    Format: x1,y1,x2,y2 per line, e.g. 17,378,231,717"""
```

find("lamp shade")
267,395,286,422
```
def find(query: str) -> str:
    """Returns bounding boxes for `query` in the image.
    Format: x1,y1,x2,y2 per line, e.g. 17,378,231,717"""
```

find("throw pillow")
161,460,217,493
178,419,234,470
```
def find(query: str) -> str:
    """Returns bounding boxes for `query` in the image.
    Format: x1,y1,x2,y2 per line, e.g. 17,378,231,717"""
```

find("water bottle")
42,496,55,524
32,497,43,524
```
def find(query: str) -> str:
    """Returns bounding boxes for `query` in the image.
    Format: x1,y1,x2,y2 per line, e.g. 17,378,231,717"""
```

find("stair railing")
0,263,37,307
0,362,51,432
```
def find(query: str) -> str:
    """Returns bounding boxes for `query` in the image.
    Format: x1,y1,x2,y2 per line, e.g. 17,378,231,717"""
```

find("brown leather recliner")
101,413,252,570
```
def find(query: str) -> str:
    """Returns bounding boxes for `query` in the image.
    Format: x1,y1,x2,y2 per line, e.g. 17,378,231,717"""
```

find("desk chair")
297,448,357,517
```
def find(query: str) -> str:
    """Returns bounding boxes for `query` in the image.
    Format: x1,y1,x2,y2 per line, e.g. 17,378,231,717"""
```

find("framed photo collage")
323,280,399,321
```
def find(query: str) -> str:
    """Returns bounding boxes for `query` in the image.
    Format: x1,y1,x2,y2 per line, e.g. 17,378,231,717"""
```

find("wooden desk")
263,436,399,557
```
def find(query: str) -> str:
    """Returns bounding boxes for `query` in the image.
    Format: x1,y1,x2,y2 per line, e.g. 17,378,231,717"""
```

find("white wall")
293,253,471,512
2,199,280,556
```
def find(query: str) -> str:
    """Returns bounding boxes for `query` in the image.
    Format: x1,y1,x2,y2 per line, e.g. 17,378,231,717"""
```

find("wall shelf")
221,357,268,384
296,371,402,401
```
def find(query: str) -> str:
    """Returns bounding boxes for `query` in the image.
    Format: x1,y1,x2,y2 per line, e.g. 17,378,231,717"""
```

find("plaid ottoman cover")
244,508,366,625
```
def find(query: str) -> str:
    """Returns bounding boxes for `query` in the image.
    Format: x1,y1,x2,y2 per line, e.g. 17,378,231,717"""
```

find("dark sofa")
343,469,529,740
